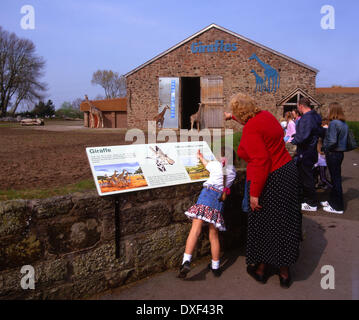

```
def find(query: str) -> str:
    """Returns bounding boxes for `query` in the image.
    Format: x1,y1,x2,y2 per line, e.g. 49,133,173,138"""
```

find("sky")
1,0,358,110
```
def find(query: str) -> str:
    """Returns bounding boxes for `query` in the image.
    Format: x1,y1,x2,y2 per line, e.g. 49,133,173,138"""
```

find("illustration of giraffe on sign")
249,54,280,93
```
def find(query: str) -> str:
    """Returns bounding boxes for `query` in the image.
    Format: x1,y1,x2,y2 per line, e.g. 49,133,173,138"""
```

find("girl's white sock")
211,260,220,270
182,253,192,264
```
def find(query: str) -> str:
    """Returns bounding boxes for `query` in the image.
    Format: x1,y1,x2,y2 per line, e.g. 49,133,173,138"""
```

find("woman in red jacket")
225,93,302,288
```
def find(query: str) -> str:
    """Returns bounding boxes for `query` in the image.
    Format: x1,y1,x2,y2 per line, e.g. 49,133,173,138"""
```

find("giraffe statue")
84,94,104,128
249,54,280,93
153,105,170,128
250,69,265,93
190,103,204,131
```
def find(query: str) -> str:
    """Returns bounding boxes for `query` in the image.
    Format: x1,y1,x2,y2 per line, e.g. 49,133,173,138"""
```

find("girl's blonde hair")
229,93,261,124
285,111,293,122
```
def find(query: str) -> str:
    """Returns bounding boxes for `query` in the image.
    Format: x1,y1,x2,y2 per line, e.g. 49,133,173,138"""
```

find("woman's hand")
224,112,232,121
250,196,262,211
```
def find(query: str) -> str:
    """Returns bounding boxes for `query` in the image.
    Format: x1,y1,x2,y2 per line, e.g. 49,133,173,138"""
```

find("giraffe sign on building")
249,54,280,93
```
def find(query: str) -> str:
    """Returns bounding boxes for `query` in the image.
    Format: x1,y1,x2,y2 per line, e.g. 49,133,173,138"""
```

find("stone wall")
0,171,246,299
315,92,359,121
126,27,317,129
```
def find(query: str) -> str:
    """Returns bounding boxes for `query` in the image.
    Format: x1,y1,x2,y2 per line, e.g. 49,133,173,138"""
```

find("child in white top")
178,150,236,278
203,158,236,192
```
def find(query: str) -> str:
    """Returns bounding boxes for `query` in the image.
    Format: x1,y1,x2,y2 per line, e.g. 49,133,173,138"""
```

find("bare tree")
91,70,126,99
71,97,83,110
0,26,47,116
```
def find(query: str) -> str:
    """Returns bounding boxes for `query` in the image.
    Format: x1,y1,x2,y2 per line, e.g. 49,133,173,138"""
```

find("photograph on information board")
94,162,148,194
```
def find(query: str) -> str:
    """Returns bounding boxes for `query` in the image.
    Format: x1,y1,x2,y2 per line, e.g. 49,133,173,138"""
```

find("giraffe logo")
250,70,265,93
249,54,280,93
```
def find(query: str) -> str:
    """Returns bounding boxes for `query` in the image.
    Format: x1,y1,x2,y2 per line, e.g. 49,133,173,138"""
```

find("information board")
86,141,216,196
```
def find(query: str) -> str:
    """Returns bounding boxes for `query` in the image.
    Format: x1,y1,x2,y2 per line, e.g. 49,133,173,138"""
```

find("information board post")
114,196,121,259
86,141,216,259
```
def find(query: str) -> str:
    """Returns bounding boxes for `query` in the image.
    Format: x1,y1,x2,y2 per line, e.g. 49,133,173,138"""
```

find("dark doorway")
283,105,296,116
181,77,200,129
282,95,298,117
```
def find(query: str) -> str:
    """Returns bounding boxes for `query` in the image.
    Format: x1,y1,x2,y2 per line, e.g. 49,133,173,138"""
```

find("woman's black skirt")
245,160,302,267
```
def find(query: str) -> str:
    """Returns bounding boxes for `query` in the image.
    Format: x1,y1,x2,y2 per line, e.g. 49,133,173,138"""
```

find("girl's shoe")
208,263,222,277
320,201,329,207
323,205,344,214
177,261,191,278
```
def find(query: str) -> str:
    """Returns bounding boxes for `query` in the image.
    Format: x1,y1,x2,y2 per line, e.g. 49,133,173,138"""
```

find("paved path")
91,150,359,300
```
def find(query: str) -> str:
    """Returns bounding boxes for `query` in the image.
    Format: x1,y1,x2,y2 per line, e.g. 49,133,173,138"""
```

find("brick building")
81,24,357,129
80,97,127,128
125,23,319,130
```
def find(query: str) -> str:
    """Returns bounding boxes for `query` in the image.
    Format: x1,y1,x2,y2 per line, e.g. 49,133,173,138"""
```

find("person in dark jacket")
321,102,349,214
291,97,324,211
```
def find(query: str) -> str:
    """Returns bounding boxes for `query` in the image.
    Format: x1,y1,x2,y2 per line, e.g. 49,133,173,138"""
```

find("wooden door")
200,76,224,128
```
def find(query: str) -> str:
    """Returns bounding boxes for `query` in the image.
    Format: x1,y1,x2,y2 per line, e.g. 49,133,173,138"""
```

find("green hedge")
347,121,359,144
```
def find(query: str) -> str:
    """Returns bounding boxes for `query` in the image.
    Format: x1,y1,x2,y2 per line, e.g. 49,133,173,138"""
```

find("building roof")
80,97,127,112
277,87,321,106
125,23,319,77
316,87,359,94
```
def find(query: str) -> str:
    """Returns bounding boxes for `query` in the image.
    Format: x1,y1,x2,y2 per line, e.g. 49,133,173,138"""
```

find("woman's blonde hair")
229,93,261,124
328,102,346,122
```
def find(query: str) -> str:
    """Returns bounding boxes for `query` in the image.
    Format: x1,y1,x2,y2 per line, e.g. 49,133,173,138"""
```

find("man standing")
291,97,323,211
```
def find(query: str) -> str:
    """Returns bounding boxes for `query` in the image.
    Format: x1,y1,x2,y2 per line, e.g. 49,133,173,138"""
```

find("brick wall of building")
126,27,317,129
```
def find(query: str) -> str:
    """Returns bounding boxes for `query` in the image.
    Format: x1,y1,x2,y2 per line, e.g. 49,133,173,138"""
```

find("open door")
201,76,224,128
180,77,201,129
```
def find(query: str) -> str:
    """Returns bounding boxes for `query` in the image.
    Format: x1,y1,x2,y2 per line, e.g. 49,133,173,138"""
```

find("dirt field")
1,121,237,193
1,121,132,190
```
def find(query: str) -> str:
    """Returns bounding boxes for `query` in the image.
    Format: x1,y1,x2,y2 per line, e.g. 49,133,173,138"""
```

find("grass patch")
210,130,243,167
0,122,20,128
0,179,96,201
229,130,242,150
212,130,242,152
